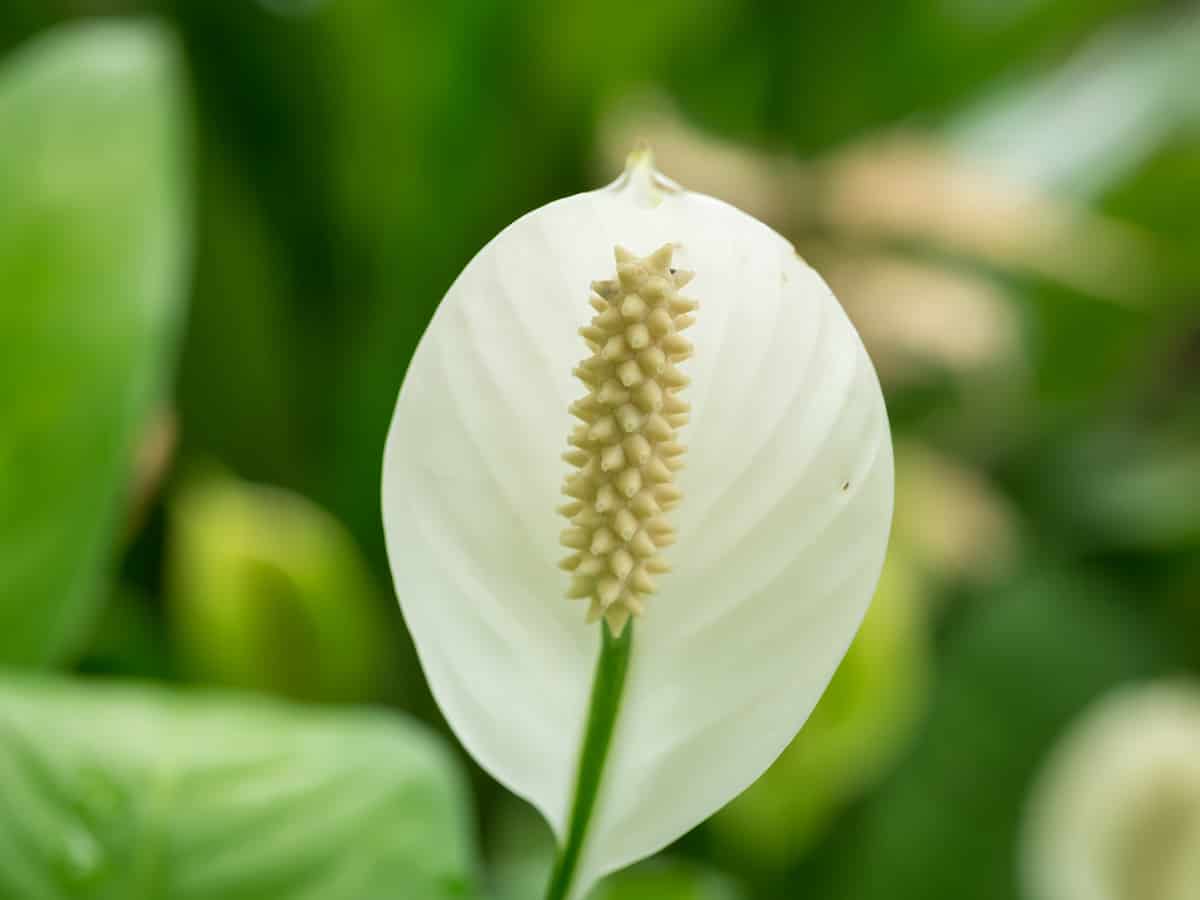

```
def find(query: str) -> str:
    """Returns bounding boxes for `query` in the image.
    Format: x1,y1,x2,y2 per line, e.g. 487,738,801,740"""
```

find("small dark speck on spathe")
841,480,851,492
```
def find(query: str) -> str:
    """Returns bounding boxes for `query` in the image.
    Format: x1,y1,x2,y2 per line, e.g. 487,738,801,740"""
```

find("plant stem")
543,621,633,900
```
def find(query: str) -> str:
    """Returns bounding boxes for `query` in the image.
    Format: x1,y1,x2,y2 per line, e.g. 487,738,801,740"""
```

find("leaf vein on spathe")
683,251,827,536
686,297,856,582
671,420,887,655
444,296,547,562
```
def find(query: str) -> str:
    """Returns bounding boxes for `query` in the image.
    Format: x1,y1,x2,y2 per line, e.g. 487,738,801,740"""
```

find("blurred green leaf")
1046,431,1200,553
672,0,1150,152
175,139,304,485
494,853,744,900
0,21,190,666
0,677,479,899
167,470,393,704
592,862,745,900
77,586,172,681
1103,134,1200,246
486,795,552,900
951,6,1200,199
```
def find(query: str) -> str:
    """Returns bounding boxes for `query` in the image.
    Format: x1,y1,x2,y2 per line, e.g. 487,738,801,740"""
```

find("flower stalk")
544,621,634,900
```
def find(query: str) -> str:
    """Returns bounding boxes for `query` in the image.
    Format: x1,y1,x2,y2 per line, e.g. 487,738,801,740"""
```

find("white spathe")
381,158,893,899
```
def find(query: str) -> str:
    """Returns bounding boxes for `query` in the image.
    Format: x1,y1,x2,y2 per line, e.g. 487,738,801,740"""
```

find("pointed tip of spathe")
613,142,681,208
624,139,655,175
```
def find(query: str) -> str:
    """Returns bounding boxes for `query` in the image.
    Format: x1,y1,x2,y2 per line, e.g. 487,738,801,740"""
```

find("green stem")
543,621,633,900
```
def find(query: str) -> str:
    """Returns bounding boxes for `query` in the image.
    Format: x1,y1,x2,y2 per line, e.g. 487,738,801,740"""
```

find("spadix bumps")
559,244,695,634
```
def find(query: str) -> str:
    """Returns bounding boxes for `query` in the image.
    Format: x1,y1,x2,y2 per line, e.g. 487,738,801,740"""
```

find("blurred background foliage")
0,1,1198,898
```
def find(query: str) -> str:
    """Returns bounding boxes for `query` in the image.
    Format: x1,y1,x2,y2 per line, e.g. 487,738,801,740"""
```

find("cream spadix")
560,243,694,635
382,152,893,899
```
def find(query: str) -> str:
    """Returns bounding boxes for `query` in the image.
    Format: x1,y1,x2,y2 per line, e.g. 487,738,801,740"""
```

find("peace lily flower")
381,149,893,900
1022,681,1200,900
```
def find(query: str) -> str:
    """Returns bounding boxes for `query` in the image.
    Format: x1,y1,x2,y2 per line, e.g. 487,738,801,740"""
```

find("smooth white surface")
382,167,893,898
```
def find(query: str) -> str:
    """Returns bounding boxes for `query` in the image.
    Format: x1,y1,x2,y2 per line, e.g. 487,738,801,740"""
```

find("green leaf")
167,470,394,704
0,21,191,666
175,139,304,484
494,852,743,900
1045,430,1200,553
0,677,479,899
950,6,1200,198
591,862,745,900
495,850,744,900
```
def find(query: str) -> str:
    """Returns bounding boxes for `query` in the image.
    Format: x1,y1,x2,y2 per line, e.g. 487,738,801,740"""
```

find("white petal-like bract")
382,159,893,897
